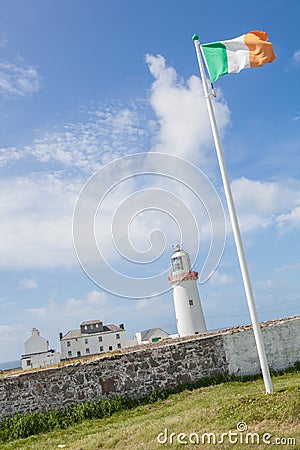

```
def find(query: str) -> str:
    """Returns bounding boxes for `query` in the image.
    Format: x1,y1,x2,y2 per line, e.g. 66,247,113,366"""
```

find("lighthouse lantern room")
168,246,207,337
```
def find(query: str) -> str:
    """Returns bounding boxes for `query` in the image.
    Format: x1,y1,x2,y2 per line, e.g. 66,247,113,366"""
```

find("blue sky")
0,0,299,362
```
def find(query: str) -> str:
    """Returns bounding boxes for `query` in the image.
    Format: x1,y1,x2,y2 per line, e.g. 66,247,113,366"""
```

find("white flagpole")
192,35,273,394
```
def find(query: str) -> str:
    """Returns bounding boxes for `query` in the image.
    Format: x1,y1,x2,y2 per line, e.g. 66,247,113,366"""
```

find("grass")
1,370,299,450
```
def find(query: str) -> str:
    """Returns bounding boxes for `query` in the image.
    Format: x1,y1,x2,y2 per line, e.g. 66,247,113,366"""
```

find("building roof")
140,327,168,341
80,320,102,326
21,349,56,359
61,330,81,340
103,324,124,333
61,324,124,340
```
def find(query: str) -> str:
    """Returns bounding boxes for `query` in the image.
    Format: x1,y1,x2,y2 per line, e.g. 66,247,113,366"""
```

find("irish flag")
201,31,276,83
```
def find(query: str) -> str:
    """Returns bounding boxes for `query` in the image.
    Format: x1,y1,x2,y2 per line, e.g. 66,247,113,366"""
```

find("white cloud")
0,56,229,276
0,33,8,49
292,49,300,65
276,206,300,231
145,54,231,167
256,279,274,289
16,54,224,175
0,60,41,98
2,55,298,280
0,298,14,308
25,290,122,341
231,177,300,233
0,324,26,362
0,56,196,272
26,305,51,320
28,291,107,318
65,290,107,310
18,277,38,290
23,104,152,173
208,271,235,286
0,146,24,166
0,173,79,269
275,263,300,272
135,298,152,310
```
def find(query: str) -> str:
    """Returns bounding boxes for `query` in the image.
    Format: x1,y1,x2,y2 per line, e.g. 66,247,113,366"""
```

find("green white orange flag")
201,31,276,83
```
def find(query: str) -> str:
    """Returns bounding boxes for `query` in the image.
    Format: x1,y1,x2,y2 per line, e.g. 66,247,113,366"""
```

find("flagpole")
192,35,273,394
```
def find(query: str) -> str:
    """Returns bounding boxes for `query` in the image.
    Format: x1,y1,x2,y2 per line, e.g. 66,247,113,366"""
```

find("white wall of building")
24,328,48,354
60,329,127,360
21,351,61,370
135,332,142,344
135,328,169,345
22,328,61,370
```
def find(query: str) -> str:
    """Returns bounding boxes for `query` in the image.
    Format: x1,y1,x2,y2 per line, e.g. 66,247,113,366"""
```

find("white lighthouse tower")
168,246,207,337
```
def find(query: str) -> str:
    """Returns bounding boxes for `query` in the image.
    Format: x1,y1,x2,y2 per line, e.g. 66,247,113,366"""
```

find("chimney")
119,323,125,330
59,332,63,340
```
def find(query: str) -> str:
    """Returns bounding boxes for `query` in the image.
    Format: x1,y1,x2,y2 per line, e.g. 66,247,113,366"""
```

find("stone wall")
0,315,299,420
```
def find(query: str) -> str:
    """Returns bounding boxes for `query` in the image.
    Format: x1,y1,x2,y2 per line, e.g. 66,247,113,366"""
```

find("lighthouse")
168,246,207,337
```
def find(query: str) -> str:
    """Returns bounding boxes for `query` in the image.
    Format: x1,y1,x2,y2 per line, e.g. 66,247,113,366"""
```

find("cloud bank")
0,59,41,98
0,54,299,275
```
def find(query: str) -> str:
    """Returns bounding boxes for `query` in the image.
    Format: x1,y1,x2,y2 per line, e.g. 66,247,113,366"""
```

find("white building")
134,327,169,345
60,320,127,360
21,328,61,370
168,246,207,337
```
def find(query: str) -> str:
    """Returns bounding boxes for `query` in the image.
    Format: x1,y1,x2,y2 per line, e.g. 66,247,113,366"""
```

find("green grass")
1,371,299,449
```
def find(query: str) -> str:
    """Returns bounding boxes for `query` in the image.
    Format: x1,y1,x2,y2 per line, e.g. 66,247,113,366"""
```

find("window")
67,341,71,347
98,336,103,342
117,343,121,349
85,338,88,344
96,323,99,328
86,348,90,354
100,346,104,352
68,351,72,357
84,325,88,330
172,256,183,272
108,346,113,351
26,360,31,366
189,299,194,306
116,333,120,339
90,324,94,329
77,351,81,357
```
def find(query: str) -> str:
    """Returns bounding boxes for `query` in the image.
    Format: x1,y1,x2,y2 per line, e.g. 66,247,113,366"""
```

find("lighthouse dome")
170,247,191,273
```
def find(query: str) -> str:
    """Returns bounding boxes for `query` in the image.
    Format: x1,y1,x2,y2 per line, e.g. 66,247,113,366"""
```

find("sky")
0,0,299,362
